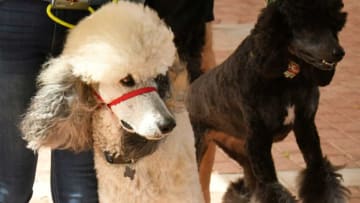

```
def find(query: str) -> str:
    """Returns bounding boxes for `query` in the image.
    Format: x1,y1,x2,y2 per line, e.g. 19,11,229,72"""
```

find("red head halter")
94,87,157,108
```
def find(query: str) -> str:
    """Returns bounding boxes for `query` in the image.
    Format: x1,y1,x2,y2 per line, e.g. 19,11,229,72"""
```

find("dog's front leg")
246,132,296,203
294,115,350,203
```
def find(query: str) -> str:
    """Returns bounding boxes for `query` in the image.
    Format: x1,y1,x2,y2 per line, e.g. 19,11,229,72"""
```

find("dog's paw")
222,179,251,203
298,158,350,203
251,182,297,203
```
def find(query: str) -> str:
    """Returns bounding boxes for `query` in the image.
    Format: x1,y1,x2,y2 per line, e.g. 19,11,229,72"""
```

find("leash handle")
46,4,94,29
46,0,118,29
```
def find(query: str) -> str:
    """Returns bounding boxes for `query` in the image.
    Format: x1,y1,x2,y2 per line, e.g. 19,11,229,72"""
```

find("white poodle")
20,2,203,203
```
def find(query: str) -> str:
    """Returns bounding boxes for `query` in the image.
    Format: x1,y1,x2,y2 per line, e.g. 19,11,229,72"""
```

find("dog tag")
284,61,300,79
124,165,136,180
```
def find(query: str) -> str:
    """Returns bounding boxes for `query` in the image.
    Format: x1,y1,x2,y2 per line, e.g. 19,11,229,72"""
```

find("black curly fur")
279,0,346,30
252,182,297,203
222,179,250,203
120,131,162,162
186,0,348,202
146,0,208,82
298,158,350,203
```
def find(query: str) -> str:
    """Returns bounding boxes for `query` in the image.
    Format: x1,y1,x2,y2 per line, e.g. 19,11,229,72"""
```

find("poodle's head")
89,58,189,165
21,2,182,152
65,2,177,140
279,0,347,71
92,72,177,140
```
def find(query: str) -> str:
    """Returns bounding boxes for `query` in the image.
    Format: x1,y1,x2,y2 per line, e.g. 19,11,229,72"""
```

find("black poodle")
186,0,349,202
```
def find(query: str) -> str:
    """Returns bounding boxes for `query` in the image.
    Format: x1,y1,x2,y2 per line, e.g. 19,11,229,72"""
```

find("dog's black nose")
157,118,176,134
332,47,345,61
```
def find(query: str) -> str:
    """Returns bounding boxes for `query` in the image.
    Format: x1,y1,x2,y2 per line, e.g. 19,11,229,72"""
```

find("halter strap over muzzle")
94,87,157,108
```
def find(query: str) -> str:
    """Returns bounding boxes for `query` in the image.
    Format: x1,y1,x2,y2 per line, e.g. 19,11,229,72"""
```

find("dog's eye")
154,73,170,99
120,75,135,87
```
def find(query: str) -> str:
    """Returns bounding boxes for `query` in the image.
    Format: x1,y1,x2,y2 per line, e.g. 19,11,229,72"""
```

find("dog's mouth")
321,59,336,68
103,130,162,165
288,47,337,71
120,120,135,133
120,120,168,141
144,133,167,140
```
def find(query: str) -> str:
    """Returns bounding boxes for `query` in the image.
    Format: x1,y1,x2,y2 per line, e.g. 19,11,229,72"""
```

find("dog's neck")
103,152,137,180
103,151,136,164
103,135,162,180
92,109,163,180
102,132,163,179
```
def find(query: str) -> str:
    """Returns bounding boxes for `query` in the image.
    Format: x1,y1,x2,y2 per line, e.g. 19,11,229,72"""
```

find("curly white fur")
20,2,203,203
64,2,176,85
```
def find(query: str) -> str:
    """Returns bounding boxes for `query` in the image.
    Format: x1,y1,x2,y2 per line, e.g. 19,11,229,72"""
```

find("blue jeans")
0,0,98,202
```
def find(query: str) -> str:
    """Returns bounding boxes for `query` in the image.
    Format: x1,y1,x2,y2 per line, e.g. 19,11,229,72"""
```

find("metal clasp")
51,0,90,10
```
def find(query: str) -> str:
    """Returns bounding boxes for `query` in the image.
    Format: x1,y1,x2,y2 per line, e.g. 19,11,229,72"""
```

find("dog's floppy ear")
20,57,96,152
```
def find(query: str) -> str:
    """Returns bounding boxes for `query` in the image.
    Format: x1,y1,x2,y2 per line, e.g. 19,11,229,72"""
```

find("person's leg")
0,1,55,202
0,1,99,202
201,22,216,72
51,150,99,203
0,105,37,203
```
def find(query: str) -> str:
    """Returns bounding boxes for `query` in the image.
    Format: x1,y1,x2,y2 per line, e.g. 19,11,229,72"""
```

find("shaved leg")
210,131,256,191
199,138,216,203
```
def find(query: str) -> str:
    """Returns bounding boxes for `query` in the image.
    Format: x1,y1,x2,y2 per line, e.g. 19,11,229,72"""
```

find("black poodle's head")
279,0,347,71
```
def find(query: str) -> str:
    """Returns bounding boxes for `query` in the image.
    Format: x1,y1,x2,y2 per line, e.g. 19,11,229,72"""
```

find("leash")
46,0,118,29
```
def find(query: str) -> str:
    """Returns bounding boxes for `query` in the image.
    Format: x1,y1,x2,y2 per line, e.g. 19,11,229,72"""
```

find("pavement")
29,0,360,202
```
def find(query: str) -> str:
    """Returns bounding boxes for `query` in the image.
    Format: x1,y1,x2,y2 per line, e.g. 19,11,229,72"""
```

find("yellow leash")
46,0,118,29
